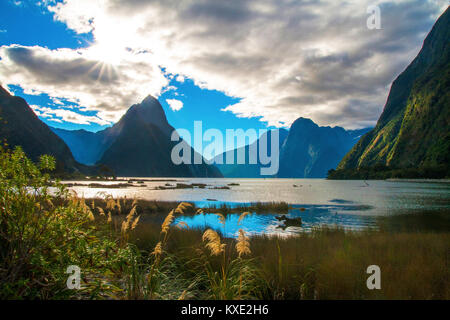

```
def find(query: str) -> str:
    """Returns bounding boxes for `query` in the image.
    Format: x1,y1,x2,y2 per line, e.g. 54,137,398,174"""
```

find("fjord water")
66,179,450,237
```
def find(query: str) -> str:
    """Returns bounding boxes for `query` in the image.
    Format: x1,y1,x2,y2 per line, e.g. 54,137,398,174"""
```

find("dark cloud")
1,0,447,128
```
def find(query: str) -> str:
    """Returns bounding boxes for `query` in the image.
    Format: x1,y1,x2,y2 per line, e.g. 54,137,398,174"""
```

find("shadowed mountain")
213,129,289,178
277,118,371,178
0,86,88,174
334,8,450,178
50,128,104,165
53,95,222,177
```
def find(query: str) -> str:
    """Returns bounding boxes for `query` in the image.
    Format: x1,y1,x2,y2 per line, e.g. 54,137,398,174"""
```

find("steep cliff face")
278,118,369,178
338,8,449,172
0,86,84,173
213,129,289,178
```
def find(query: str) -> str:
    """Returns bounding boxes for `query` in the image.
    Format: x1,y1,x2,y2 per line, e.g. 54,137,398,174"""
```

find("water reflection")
173,202,378,238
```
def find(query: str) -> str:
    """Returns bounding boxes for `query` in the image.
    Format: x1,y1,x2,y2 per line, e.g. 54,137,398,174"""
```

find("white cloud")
176,75,185,83
0,44,168,123
166,98,183,112
1,0,448,129
31,105,111,125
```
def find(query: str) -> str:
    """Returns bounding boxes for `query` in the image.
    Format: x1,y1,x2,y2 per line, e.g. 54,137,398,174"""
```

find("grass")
1,146,448,299
129,221,450,300
204,202,290,215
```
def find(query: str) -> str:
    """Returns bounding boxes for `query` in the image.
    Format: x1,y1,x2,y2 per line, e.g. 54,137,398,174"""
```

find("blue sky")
0,0,447,153
0,0,272,151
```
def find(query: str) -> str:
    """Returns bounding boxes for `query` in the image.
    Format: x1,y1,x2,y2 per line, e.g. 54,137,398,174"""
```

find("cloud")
175,75,185,83
166,98,183,112
1,0,448,129
31,105,111,125
0,44,168,123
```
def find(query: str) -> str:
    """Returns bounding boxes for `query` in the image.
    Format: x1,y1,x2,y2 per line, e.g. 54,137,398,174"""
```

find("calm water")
65,178,450,237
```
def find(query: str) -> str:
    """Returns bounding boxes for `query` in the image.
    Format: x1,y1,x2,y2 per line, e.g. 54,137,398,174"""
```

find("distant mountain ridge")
213,129,289,178
52,95,222,177
50,128,104,165
278,118,371,178
213,117,371,178
334,8,450,178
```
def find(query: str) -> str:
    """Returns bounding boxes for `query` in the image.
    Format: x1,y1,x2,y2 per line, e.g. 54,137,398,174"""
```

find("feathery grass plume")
215,213,226,226
131,197,138,208
180,202,193,208
121,205,137,234
202,229,226,256
68,190,78,205
131,215,140,230
238,212,251,225
106,198,116,210
178,290,187,300
107,211,112,224
161,209,175,234
126,205,137,222
87,210,95,221
151,241,162,256
121,220,129,234
176,221,189,229
236,229,251,258
175,202,192,214
116,198,122,212
98,207,105,216
90,200,95,210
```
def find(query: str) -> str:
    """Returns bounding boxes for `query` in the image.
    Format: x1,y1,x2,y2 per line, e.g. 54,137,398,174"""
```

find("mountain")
50,128,104,165
213,119,370,178
213,129,289,178
277,118,371,178
335,8,450,178
0,86,87,173
53,95,222,177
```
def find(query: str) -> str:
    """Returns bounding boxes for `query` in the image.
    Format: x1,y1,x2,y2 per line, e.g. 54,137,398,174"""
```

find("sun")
87,43,124,66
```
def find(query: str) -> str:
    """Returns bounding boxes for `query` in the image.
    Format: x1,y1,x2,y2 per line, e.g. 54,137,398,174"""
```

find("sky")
0,0,448,147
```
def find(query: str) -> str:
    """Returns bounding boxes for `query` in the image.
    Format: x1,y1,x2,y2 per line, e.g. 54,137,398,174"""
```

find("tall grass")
1,146,448,299
129,221,449,300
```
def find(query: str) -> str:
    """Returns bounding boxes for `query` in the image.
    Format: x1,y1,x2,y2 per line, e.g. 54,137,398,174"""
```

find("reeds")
202,229,226,256
236,229,251,258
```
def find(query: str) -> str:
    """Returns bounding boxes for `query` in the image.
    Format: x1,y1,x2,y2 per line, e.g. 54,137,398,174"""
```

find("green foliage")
338,10,449,175
0,146,136,299
327,164,450,179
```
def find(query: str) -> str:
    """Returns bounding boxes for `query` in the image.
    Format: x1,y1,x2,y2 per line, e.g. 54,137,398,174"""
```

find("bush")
0,146,136,299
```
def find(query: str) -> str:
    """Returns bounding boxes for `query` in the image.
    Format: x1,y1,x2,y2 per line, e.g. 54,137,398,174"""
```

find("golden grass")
128,215,449,300
203,229,226,256
236,229,251,258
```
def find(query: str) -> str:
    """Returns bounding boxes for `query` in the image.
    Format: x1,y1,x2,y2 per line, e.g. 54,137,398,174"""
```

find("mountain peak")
291,117,318,130
141,94,159,104
115,94,173,137
0,86,11,97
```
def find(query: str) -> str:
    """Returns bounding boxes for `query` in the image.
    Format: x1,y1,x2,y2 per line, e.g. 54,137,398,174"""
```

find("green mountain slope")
334,8,449,178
